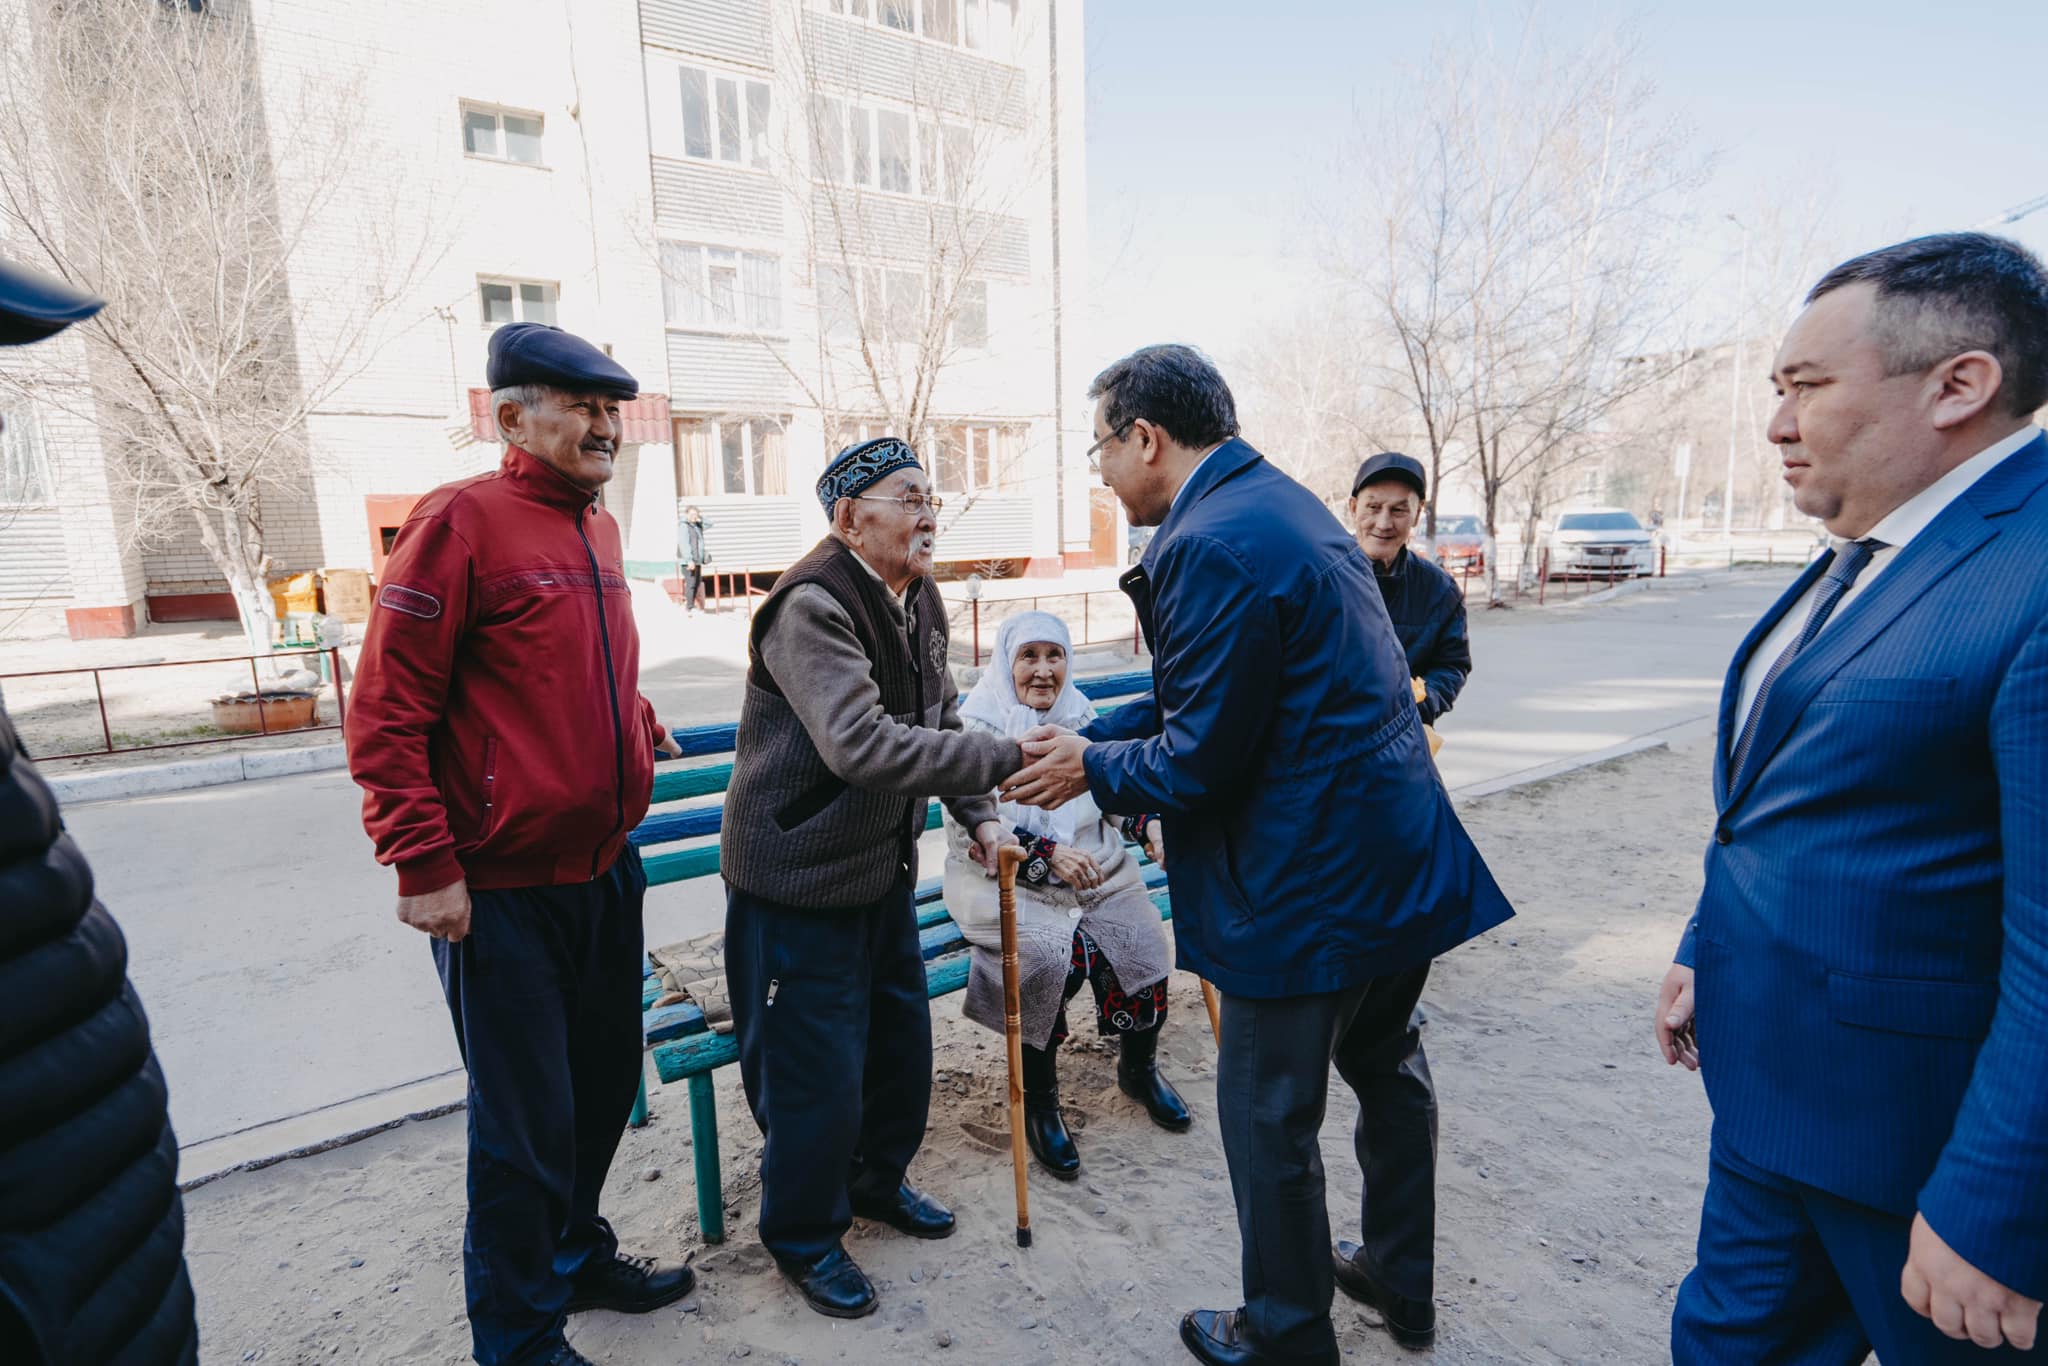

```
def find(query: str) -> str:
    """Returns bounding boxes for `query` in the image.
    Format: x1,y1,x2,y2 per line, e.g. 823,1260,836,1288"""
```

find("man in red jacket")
347,322,688,1366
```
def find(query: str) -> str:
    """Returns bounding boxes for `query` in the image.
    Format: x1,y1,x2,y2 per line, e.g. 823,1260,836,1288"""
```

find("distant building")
0,0,1095,639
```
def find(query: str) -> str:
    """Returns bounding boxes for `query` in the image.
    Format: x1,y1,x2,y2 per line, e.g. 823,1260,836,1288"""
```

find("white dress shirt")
1733,425,2040,734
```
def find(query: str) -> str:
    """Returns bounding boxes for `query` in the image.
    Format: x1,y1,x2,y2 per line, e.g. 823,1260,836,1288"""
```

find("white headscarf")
959,610,1098,844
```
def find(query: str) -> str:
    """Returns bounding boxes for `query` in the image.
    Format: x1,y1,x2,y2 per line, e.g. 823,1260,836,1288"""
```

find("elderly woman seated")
943,613,1190,1178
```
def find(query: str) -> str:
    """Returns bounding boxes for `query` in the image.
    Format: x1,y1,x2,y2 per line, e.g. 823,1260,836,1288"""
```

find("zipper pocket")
478,737,500,840
766,979,780,1007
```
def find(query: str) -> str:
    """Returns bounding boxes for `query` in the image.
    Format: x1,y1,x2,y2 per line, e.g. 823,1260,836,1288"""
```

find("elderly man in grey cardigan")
720,437,1020,1321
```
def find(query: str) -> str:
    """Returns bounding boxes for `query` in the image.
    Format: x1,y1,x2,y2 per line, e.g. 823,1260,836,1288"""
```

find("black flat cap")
0,258,104,347
486,322,638,399
1352,451,1427,499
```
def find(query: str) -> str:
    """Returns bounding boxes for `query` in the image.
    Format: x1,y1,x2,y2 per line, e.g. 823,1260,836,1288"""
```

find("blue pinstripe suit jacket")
1675,434,2048,1299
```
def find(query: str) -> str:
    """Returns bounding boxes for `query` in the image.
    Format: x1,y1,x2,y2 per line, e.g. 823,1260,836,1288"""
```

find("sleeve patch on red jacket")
377,584,442,619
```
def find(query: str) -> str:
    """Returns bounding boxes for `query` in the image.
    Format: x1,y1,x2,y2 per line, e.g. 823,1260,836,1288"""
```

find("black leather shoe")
773,1246,877,1319
563,1251,695,1314
847,1180,956,1239
1178,1307,1336,1365
543,1345,596,1366
1021,1043,1081,1178
1119,1029,1193,1132
1332,1241,1435,1349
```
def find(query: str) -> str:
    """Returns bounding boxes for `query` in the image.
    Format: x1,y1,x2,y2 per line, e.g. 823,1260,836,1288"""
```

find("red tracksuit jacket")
346,446,664,896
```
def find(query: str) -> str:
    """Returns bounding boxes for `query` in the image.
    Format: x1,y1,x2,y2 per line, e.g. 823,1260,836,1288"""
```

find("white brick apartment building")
0,0,1094,639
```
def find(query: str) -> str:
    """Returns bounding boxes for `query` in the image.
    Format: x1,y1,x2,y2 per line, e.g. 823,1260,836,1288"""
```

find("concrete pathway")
57,569,1799,1177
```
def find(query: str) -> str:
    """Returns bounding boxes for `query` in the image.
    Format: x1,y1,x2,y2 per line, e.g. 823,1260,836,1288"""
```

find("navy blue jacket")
1677,435,2048,1298
1372,548,1471,724
1081,439,1513,998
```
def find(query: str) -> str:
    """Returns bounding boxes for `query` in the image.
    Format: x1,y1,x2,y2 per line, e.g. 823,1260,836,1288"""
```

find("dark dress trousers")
1083,439,1513,1359
433,847,648,1366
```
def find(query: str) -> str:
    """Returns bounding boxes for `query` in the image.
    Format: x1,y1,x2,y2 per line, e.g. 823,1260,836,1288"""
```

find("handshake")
963,725,1163,877
1000,724,1091,810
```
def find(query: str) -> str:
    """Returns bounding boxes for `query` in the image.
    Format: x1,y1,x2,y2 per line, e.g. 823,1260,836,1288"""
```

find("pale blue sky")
1080,0,2048,368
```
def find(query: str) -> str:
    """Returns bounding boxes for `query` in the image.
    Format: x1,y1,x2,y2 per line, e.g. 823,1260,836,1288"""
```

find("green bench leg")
688,1072,725,1243
628,1066,649,1129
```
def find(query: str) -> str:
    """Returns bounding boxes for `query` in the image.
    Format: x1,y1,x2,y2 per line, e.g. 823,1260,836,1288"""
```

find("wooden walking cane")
997,844,1033,1247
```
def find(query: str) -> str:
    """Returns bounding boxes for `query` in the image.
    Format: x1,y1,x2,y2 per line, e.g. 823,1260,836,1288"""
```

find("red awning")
467,390,673,445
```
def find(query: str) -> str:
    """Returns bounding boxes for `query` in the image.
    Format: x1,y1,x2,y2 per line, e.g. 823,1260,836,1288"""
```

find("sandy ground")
182,738,1719,1365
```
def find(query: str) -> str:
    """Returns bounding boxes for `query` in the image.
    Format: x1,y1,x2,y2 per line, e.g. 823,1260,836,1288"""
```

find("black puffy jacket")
0,704,197,1365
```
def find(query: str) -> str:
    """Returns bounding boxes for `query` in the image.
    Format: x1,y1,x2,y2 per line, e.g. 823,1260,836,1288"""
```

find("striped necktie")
1728,537,1885,783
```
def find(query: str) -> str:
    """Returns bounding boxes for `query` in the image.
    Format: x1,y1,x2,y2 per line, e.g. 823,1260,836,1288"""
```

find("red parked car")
1429,513,1487,574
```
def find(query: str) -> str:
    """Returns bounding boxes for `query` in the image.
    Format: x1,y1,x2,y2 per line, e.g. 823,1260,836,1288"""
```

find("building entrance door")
1090,487,1117,567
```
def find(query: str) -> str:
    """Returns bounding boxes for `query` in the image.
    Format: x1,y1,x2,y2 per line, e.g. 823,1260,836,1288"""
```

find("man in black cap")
347,321,689,1366
719,437,1022,1319
0,259,200,1365
1349,452,1472,745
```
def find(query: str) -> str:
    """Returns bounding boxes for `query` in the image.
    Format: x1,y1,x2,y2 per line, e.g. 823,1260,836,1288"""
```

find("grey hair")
490,384,549,441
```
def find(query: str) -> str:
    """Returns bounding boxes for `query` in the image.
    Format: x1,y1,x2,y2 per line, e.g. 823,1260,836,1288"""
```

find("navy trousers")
432,847,647,1366
1216,964,1437,1362
1674,1143,2032,1363
725,873,932,1261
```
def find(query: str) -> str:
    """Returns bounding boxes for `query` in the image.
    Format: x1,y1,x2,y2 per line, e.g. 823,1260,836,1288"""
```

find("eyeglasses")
853,490,945,516
1084,422,1133,473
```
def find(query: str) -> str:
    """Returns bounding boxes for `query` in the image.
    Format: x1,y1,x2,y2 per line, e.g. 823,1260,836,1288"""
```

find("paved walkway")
57,570,1798,1171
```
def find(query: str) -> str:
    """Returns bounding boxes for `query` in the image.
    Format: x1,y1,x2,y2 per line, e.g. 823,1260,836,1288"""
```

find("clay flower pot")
210,691,320,735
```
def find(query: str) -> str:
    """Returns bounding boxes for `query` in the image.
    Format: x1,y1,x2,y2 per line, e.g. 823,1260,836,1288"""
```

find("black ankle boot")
1118,1028,1192,1131
1020,1043,1080,1178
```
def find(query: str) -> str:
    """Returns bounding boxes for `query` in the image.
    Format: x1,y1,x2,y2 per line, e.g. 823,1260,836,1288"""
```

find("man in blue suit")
1657,233,2048,1360
1005,345,1514,1365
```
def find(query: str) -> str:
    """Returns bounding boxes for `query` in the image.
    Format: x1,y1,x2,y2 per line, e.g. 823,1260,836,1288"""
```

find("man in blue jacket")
1655,233,2048,1360
1006,345,1514,1366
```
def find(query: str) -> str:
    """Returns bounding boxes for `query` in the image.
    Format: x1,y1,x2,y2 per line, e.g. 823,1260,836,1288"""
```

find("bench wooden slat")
651,763,734,803
645,844,721,885
671,723,740,757
1074,671,1151,700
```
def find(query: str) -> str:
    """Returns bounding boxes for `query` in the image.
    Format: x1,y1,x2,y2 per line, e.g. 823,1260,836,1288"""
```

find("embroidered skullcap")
817,436,923,515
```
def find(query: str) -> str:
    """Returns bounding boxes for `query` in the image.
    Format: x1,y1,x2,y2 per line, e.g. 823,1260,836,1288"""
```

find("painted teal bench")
629,669,1163,1243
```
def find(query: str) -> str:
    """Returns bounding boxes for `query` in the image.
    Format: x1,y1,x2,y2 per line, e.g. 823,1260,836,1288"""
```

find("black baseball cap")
0,258,104,347
1351,451,1427,499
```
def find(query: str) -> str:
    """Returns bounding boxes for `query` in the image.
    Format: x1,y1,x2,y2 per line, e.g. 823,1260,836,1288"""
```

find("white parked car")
1544,507,1656,579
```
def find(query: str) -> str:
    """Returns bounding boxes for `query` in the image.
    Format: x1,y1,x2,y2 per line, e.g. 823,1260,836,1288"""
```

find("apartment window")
826,0,1016,50
952,279,987,349
926,422,1020,493
479,278,557,327
674,416,788,496
678,65,771,170
462,104,544,165
810,97,845,182
0,408,53,505
661,243,783,332
961,0,1017,51
817,103,969,202
877,110,912,193
822,268,930,345
884,269,922,343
